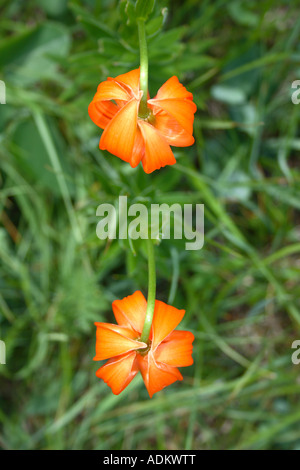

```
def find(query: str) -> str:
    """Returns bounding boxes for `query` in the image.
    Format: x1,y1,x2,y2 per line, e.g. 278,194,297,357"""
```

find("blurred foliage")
0,0,300,450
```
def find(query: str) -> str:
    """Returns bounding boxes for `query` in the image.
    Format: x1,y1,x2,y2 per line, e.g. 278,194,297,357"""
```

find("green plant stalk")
140,238,156,343
137,18,149,118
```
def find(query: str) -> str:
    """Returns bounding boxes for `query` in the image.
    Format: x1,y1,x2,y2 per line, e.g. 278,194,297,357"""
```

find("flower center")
137,338,152,356
138,108,156,125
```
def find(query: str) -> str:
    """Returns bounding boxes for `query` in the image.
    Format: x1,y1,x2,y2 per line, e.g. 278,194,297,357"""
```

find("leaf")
69,3,117,39
0,25,41,68
211,84,246,105
4,23,71,86
39,0,68,17
11,117,73,196
227,1,259,27
135,0,155,20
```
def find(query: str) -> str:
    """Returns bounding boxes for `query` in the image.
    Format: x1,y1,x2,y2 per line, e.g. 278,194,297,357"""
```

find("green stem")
137,18,149,118
140,238,156,343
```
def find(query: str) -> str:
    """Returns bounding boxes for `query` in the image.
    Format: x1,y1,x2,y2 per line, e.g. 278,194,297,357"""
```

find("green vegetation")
0,0,300,450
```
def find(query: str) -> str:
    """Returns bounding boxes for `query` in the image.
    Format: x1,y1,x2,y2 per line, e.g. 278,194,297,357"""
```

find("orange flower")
88,69,196,174
94,290,194,397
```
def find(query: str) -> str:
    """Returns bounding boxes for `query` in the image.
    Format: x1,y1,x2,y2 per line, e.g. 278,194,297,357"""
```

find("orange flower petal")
93,79,130,102
154,111,195,147
100,98,139,164
154,330,194,367
131,125,145,168
112,291,147,334
149,98,196,135
151,300,185,350
88,100,119,129
113,68,140,98
94,322,146,360
88,79,131,130
96,351,138,395
154,76,194,101
94,322,137,339
137,352,182,398
138,120,176,174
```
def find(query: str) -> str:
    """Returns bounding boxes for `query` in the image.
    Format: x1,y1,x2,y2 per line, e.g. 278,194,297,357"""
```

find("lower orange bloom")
88,69,196,173
94,291,194,397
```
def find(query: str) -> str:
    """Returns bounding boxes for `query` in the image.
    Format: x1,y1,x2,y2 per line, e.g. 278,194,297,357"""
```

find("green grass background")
1,0,300,450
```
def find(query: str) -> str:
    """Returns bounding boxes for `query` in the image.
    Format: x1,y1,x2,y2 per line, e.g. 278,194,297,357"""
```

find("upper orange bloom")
94,291,194,397
88,69,197,174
